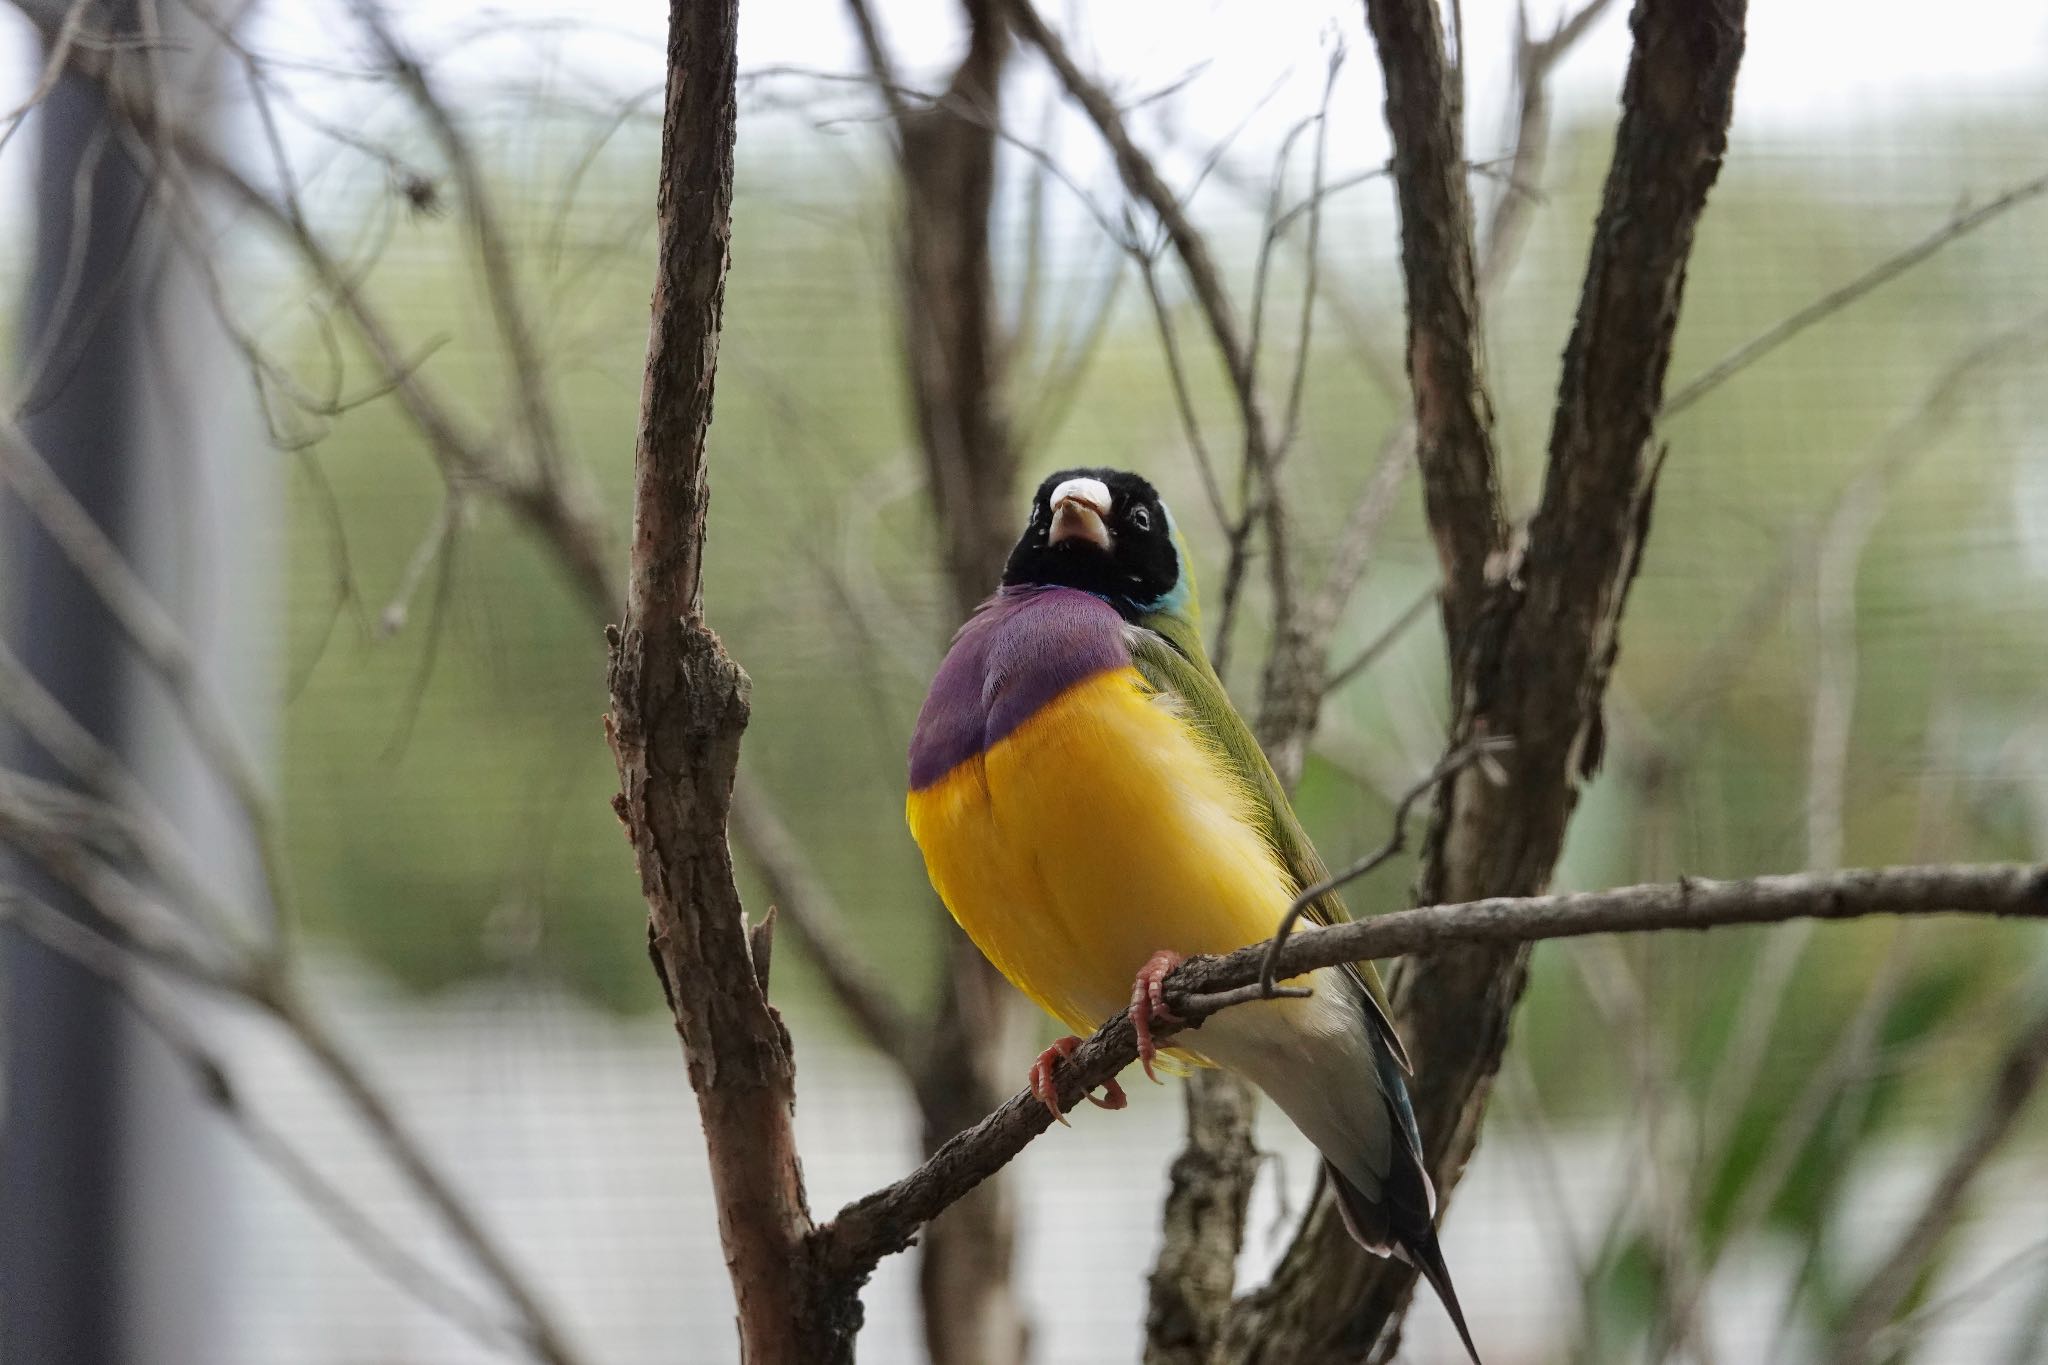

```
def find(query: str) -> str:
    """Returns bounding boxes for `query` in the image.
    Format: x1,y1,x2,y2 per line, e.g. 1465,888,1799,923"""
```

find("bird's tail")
1327,1159,1482,1365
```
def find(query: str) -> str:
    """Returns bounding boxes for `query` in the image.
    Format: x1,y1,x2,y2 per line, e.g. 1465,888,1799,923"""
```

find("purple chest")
908,587,1130,791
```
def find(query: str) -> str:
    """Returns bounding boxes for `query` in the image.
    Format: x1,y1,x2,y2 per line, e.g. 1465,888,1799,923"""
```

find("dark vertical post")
1,14,146,1361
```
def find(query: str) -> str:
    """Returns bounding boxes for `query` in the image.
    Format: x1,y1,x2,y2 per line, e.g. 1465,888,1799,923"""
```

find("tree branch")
353,0,583,512
1143,1067,1260,1365
1362,0,1506,654
1222,3,1748,1357
6,2,620,622
728,773,918,1068
893,0,1017,617
602,1,836,1360
0,888,532,1361
814,861,2045,1281
1664,166,2048,417
999,0,1287,643
859,4,1035,1357
1830,994,2048,1363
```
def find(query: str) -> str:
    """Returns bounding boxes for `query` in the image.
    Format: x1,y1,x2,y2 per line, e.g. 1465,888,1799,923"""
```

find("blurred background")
2,0,2047,1361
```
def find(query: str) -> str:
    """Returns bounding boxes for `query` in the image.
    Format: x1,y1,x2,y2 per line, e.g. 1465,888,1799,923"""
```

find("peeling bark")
602,1,845,1359
1221,2,1749,1358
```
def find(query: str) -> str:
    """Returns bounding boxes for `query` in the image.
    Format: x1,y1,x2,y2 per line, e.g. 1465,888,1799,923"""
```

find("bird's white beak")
1048,476,1112,550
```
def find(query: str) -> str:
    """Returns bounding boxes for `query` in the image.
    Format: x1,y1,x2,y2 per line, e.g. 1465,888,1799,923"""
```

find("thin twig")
1135,250,1228,531
1477,0,1621,294
999,0,1282,608
1255,736,1512,998
0,772,588,1363
265,981,588,1365
727,773,918,1067
1570,938,1719,1365
1657,306,2048,757
1863,1237,2048,1362
377,491,466,638
0,772,240,989
1325,582,1438,691
840,0,910,129
29,20,620,620
0,0,98,161
0,889,531,1359
0,410,294,953
1275,45,1345,464
1831,994,2048,1363
1664,168,2048,417
355,0,575,499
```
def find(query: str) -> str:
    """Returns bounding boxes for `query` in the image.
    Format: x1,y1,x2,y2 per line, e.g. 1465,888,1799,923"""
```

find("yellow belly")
906,666,1298,1035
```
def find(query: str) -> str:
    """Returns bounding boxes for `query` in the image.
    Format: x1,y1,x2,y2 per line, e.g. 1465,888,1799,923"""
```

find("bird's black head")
1000,467,1190,621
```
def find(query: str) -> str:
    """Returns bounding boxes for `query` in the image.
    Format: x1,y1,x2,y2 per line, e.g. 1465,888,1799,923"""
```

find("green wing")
1127,613,1411,1073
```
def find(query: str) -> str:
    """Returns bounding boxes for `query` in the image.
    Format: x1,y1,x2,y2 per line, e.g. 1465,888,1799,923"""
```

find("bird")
905,467,1480,1362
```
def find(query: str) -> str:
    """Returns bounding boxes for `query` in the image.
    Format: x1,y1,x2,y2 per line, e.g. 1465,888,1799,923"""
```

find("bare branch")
1664,167,2048,417
892,0,1017,615
0,889,531,1361
0,772,241,988
1135,251,1229,531
1251,0,1616,796
1254,737,1510,1000
8,0,621,621
0,0,96,162
1831,995,2048,1363
1361,0,1506,649
728,773,918,1067
1477,0,1622,294
260,982,589,1364
861,6,1036,1357
602,2,841,1360
0,760,591,1365
1648,305,2048,765
841,0,911,128
1325,582,1437,692
1228,3,1749,1355
816,861,2046,1279
1259,0,1614,770
1276,50,1342,458
1568,939,1720,1365
1144,1069,1260,1365
355,1,578,502
377,492,466,637
0,411,291,947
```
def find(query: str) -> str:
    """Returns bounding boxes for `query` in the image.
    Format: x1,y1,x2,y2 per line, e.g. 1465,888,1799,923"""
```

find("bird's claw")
1029,1035,1127,1125
1129,949,1187,1084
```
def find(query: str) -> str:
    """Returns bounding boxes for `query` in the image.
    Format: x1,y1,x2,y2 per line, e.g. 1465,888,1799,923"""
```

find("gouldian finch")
906,468,1478,1361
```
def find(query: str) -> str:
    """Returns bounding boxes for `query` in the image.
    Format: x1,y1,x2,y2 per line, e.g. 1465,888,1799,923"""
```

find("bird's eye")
1128,505,1152,531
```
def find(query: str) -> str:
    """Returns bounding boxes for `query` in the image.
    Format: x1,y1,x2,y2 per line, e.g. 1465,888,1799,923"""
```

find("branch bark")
1222,2,1748,1358
601,2,840,1360
898,0,1017,618
1143,1068,1260,1365
813,862,2046,1286
1359,0,1507,659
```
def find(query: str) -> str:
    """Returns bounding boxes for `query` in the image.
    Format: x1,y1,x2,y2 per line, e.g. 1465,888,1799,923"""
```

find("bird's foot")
1028,1035,1128,1126
1129,949,1187,1084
